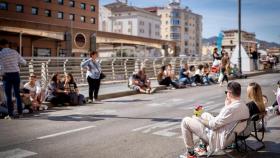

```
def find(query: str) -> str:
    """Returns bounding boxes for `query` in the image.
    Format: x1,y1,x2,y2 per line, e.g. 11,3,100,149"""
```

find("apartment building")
146,0,202,56
99,2,161,39
222,29,257,55
0,0,98,56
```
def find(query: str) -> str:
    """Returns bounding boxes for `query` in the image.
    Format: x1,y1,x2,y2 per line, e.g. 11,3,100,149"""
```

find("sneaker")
191,83,197,87
87,99,93,103
4,115,13,120
195,145,207,156
41,105,48,110
150,88,156,94
178,153,197,158
23,109,30,114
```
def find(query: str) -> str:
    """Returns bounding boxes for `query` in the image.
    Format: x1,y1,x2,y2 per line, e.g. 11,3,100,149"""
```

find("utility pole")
238,0,242,74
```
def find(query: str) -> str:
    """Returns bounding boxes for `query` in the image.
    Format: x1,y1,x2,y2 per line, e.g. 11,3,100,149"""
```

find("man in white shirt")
180,82,249,158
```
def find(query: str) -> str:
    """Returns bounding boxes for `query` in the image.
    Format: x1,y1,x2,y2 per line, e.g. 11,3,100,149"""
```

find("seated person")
194,64,204,85
180,82,249,158
246,82,266,120
202,63,216,84
64,73,85,105
188,65,197,86
45,73,70,106
271,80,280,113
21,74,45,111
179,63,191,86
158,65,179,88
128,69,155,94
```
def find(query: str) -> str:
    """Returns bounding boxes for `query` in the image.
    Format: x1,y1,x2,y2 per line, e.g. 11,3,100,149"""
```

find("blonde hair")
247,82,265,112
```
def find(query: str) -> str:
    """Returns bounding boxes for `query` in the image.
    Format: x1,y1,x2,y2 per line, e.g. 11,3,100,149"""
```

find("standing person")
212,48,221,61
219,52,230,86
180,82,249,158
0,39,26,119
81,51,102,103
250,48,259,71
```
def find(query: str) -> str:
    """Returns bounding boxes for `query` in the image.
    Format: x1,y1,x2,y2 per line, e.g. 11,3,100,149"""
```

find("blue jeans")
179,77,191,85
3,72,23,116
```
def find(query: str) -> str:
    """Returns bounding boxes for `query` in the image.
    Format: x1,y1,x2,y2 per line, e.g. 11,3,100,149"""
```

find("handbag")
92,60,106,80
100,72,106,80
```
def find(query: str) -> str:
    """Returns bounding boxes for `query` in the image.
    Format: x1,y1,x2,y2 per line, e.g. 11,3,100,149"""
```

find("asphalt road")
0,73,279,158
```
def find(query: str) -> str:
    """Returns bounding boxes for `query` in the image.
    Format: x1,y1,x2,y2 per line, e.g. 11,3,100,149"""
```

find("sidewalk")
78,80,165,100
77,70,279,100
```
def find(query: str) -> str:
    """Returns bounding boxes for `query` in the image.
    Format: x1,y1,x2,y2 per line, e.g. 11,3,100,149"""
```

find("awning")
0,26,64,40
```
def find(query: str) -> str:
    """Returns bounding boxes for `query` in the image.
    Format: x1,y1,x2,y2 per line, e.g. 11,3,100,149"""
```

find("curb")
93,85,167,100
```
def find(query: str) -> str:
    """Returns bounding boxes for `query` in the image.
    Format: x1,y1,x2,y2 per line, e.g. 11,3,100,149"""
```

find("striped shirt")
81,58,101,79
0,48,26,73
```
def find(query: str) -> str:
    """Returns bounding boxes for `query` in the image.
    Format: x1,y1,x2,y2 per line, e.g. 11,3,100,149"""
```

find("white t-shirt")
24,81,41,95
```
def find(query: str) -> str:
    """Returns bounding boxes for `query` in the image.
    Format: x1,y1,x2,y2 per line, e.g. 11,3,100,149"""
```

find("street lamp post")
238,0,242,74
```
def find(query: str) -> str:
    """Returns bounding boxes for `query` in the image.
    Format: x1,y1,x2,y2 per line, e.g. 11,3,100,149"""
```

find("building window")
34,48,51,57
139,21,144,25
90,17,95,24
80,3,86,10
90,5,95,12
44,0,51,3
80,16,85,22
0,2,8,10
32,7,38,15
16,4,24,13
69,1,75,7
58,0,63,5
230,40,233,44
139,29,144,33
57,12,63,19
69,14,75,21
45,9,51,17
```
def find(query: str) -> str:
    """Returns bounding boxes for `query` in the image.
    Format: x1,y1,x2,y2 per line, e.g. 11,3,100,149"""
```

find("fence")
20,56,213,87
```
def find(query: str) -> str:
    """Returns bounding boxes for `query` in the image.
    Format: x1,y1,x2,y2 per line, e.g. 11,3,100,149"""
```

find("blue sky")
100,0,280,43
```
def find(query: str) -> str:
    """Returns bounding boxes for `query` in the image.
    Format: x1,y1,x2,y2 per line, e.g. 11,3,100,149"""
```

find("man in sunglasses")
180,82,249,158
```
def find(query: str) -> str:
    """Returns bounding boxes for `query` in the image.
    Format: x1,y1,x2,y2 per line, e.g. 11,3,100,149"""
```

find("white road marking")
37,126,96,140
153,124,181,137
132,122,178,133
0,148,37,158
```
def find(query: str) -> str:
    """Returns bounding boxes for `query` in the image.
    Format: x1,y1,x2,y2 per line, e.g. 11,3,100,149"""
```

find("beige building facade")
222,30,257,55
150,1,202,56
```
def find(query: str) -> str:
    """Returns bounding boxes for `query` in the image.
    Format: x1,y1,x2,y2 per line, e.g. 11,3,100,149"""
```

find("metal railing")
20,56,213,86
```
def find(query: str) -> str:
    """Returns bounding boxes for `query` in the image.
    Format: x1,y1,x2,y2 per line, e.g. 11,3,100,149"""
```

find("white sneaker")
191,83,197,87
150,88,156,94
23,109,29,114
41,105,48,110
4,115,12,120
88,99,93,103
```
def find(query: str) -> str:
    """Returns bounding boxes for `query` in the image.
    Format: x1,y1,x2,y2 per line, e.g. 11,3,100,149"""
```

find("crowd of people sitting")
0,72,86,118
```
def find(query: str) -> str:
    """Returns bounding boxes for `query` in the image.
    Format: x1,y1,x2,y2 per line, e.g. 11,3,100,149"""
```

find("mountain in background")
203,36,280,50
